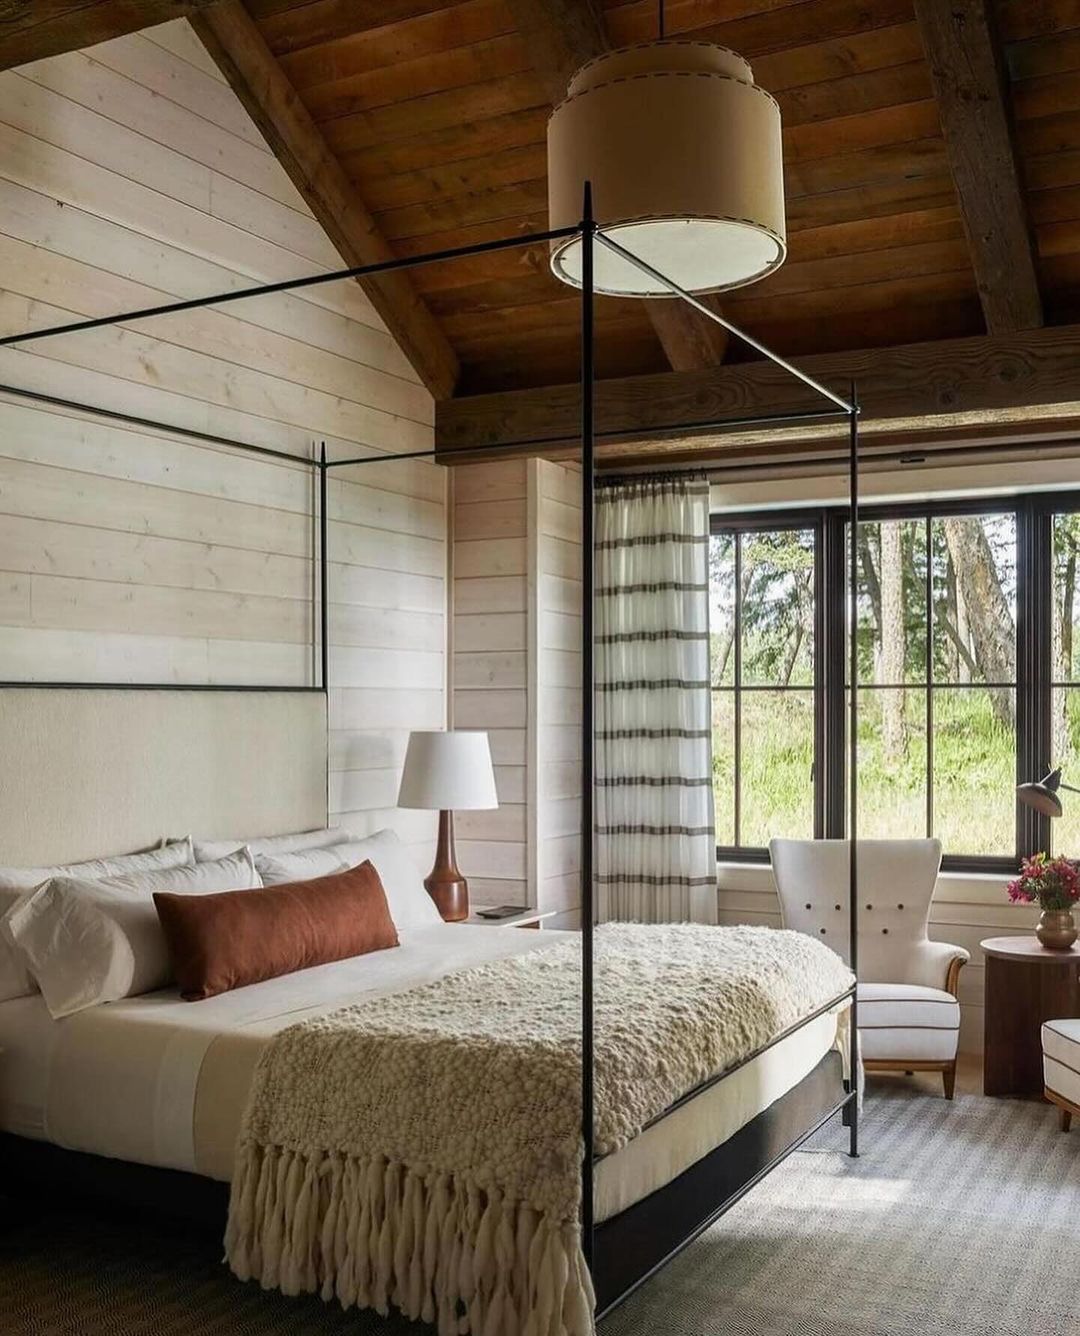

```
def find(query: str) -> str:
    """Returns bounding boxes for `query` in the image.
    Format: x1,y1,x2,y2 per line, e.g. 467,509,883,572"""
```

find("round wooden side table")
980,936,1080,1096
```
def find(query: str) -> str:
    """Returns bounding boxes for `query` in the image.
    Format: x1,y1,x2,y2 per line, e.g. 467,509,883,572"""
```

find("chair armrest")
944,953,967,997
910,940,970,994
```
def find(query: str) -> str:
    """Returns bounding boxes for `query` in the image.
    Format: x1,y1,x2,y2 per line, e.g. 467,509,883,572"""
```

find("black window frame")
711,491,1071,874
709,513,825,862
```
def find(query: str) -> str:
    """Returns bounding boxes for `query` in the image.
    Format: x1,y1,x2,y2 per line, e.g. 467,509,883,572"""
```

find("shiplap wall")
532,459,582,927
0,20,443,862
717,866,1031,1053
452,459,529,905
450,458,583,923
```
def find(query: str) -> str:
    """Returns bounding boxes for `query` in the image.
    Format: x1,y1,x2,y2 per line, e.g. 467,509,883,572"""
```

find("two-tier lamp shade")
547,41,786,297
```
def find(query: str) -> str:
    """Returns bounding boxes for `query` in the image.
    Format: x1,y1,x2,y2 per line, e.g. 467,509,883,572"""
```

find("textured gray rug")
2,1085,1078,1335
605,1084,1080,1336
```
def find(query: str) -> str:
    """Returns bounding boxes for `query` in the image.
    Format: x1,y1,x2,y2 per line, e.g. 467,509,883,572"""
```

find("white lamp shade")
397,731,498,811
547,41,786,296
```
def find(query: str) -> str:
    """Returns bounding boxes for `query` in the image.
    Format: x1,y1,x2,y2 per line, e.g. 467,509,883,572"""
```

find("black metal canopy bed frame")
0,185,862,1323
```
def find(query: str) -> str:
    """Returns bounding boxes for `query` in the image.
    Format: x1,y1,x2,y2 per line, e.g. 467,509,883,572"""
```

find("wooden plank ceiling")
234,0,1078,398
10,0,1080,412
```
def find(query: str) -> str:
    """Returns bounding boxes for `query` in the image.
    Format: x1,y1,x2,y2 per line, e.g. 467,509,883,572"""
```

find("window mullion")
925,516,934,840
823,511,847,838
812,513,826,839
1018,500,1052,858
733,532,742,849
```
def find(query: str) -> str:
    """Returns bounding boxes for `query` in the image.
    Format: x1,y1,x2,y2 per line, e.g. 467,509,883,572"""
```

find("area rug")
2,1085,1077,1336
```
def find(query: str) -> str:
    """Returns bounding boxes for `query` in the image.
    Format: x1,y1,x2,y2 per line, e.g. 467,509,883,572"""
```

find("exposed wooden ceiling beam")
0,0,221,69
435,324,1080,463
505,0,730,372
914,0,1042,334
192,1,459,400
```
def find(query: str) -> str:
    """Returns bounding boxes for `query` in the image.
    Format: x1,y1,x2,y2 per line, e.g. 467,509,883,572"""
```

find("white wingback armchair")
770,838,970,1098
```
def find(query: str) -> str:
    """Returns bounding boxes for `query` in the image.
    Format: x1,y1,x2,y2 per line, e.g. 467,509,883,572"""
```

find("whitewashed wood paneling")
452,459,528,906
0,21,443,862
533,460,583,926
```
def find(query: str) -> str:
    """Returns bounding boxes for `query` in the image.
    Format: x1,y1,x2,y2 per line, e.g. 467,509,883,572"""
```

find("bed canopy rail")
0,188,862,1320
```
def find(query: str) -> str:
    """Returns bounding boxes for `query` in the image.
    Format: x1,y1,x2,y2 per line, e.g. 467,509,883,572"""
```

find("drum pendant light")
547,30,786,297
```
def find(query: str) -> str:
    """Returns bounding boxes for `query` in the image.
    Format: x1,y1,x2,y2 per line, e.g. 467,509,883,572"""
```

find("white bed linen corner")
0,924,848,1224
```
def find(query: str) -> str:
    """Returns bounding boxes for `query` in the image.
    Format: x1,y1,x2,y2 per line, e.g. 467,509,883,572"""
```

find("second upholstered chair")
1043,1020,1080,1131
769,838,969,1099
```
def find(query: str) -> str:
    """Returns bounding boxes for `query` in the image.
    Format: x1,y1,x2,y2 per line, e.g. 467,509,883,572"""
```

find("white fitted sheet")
0,924,846,1222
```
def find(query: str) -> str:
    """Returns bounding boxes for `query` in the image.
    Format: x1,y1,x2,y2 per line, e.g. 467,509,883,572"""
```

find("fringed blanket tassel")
225,1141,596,1336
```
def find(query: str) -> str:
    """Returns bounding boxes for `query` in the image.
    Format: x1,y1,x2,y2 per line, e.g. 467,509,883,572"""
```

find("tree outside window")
711,502,1027,866
1052,512,1080,855
711,524,818,852
853,514,1016,857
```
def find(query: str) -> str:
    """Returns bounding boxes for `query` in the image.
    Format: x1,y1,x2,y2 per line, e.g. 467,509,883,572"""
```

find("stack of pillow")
0,826,444,1019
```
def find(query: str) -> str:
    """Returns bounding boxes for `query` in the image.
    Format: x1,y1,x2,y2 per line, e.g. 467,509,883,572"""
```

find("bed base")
1,1050,849,1325
593,1050,848,1317
0,1133,228,1234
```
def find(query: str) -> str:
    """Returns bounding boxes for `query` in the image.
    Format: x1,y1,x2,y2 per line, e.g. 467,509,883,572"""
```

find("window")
711,495,1072,871
853,513,1017,857
1053,511,1080,856
710,522,820,855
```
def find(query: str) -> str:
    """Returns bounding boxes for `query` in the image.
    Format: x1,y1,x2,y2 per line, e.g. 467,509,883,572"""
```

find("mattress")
0,922,847,1223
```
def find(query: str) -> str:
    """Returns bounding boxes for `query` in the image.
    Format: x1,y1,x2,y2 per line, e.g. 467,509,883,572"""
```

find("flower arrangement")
1007,853,1080,911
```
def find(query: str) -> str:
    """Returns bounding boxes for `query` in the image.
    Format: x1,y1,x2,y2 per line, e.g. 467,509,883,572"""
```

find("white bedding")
0,923,845,1222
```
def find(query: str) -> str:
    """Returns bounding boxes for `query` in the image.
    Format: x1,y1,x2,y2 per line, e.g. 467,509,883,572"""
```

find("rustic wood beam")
0,0,221,69
914,0,1042,333
435,325,1080,463
193,1,458,400
505,0,730,372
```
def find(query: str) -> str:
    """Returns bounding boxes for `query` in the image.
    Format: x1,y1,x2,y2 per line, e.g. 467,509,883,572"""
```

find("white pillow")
5,849,260,1019
193,826,349,863
0,838,194,1003
255,828,442,930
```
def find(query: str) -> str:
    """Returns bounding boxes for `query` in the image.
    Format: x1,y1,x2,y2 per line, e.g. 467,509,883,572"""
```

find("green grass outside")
714,688,1030,857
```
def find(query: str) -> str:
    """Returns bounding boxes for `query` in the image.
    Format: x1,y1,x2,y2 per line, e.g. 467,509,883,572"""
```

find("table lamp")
1017,768,1080,819
397,730,498,921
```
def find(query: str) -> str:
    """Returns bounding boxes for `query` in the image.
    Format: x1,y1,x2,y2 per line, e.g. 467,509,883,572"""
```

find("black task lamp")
1016,768,1080,819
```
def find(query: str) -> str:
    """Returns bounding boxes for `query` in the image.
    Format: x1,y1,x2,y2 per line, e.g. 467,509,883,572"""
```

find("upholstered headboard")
0,689,328,866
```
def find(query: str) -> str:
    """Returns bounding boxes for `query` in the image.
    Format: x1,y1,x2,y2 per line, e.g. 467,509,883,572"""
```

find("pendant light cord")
658,0,665,39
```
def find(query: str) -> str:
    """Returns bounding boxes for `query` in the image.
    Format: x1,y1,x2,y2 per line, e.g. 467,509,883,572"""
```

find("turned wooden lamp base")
425,809,469,922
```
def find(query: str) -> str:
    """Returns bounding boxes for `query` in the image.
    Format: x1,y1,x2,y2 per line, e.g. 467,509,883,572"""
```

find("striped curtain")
595,475,716,924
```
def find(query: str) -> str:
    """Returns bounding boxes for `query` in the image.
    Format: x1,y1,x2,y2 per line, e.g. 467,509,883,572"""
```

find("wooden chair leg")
1061,1106,1073,1133
942,1063,956,1100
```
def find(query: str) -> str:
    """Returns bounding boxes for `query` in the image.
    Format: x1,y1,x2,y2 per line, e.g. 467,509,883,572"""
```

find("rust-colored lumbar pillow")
154,860,399,1000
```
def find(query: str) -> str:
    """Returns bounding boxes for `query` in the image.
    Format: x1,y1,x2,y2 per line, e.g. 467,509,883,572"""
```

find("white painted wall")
0,20,444,862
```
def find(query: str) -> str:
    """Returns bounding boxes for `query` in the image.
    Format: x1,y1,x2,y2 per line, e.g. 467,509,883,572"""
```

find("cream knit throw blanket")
226,924,853,1336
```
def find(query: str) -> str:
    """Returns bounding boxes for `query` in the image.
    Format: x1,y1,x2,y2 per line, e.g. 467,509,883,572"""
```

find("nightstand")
462,907,558,930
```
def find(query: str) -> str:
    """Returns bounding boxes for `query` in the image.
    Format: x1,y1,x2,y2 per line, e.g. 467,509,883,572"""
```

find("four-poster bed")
0,186,863,1330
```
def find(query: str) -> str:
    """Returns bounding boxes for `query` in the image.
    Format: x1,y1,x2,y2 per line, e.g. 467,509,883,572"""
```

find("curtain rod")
600,433,1080,481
